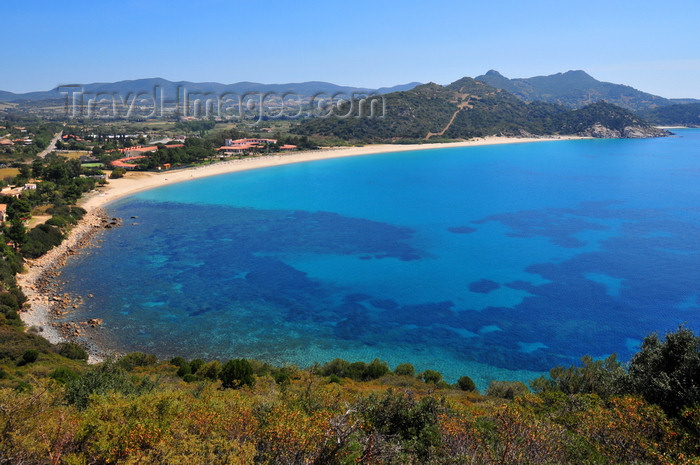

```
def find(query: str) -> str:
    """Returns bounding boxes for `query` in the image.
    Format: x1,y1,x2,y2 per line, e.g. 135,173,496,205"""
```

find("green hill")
295,77,667,142
475,69,672,111
639,102,700,127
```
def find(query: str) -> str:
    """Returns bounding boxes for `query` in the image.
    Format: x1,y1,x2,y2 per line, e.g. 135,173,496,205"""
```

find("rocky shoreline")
17,208,121,363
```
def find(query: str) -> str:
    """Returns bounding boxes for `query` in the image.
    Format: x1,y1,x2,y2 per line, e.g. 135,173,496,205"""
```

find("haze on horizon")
2,0,699,99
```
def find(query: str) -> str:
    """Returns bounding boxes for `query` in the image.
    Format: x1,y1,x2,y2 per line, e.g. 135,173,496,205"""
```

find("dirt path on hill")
425,109,462,140
424,97,474,140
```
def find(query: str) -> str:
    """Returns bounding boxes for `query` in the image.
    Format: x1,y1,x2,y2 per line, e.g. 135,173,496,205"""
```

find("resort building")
118,144,184,157
217,138,283,157
225,138,277,146
218,145,253,156
0,139,13,147
111,156,148,169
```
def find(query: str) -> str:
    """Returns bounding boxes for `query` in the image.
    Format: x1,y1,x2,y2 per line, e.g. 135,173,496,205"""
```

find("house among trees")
0,186,24,198
0,183,37,198
118,144,184,157
0,204,6,223
217,138,278,157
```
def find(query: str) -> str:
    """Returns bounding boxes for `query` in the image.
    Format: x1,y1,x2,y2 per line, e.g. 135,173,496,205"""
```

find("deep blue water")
58,130,700,388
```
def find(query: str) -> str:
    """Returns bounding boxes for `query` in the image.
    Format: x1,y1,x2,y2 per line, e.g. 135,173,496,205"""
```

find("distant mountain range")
0,78,422,103
475,70,700,112
295,77,669,141
2,72,698,128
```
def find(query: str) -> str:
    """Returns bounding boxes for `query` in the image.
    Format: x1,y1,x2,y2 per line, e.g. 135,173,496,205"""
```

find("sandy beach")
19,135,581,359
80,136,581,211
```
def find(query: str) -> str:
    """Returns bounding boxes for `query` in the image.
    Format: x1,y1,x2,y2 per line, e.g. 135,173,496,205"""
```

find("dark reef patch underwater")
58,131,700,389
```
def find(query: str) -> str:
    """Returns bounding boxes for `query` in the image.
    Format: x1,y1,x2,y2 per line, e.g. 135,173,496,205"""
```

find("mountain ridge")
0,78,422,102
295,76,668,141
475,69,676,111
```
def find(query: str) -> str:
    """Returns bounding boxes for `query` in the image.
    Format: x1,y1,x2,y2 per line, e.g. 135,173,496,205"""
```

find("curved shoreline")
17,208,110,362
19,135,581,360
80,136,582,211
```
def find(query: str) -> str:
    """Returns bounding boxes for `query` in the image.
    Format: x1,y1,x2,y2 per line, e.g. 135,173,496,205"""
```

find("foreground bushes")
0,378,694,465
0,327,696,463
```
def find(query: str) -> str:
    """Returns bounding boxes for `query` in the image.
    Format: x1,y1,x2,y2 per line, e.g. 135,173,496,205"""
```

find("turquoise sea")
58,130,700,389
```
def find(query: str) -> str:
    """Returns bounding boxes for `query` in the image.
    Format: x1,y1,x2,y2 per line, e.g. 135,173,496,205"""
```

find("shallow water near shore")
56,130,700,389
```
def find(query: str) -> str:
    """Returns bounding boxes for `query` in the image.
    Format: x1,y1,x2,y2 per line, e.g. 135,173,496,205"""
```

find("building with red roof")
111,156,148,169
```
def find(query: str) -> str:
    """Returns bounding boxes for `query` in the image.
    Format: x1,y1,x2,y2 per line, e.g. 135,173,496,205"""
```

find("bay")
58,130,700,389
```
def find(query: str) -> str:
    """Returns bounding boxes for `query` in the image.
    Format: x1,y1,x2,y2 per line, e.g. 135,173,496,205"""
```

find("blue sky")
3,0,699,98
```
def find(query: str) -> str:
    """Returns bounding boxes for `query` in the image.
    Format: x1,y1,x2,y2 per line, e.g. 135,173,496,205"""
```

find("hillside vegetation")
475,70,674,112
0,322,698,464
639,103,700,127
294,77,667,143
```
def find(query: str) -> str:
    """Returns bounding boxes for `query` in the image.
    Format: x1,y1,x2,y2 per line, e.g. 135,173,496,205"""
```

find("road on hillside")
38,131,63,158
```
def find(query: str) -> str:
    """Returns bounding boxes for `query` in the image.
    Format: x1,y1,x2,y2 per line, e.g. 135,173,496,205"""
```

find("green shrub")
421,369,442,384
50,366,79,384
169,356,192,377
487,380,530,399
219,358,254,389
394,363,415,377
45,216,68,228
189,358,205,374
20,224,64,258
358,390,444,461
116,352,157,370
625,326,700,417
170,356,187,367
195,361,221,381
272,367,292,385
457,375,477,392
176,363,191,378
22,349,39,364
57,342,89,361
0,292,19,310
110,167,127,179
5,310,21,325
345,361,367,381
320,358,351,378
530,354,625,399
363,358,390,380
66,362,154,410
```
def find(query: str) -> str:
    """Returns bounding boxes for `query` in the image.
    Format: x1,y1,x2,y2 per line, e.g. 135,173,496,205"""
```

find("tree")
110,167,126,179
17,166,31,181
57,342,88,361
394,363,415,377
219,358,254,389
363,358,390,380
22,349,39,364
530,354,625,399
625,326,700,417
7,218,27,246
421,370,442,384
457,376,477,392
486,380,530,399
195,360,222,381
